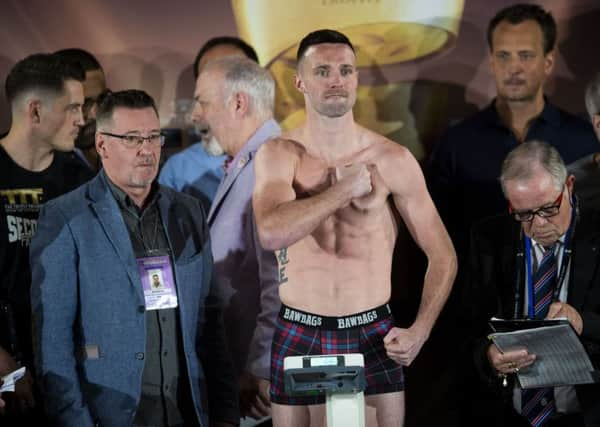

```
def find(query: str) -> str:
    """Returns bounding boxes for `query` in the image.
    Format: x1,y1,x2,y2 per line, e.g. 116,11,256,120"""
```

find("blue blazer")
30,172,238,427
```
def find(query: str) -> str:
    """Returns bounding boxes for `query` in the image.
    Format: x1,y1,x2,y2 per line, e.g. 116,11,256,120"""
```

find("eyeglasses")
100,132,165,148
508,187,564,222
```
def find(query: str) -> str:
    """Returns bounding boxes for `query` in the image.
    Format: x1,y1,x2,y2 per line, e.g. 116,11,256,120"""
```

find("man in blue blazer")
30,90,238,427
193,56,280,423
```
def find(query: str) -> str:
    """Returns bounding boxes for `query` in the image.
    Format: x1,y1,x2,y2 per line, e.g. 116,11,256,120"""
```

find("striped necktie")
522,245,557,426
533,245,557,318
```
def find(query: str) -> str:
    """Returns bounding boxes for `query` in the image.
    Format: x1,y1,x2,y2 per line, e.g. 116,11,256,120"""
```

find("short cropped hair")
54,48,103,72
585,72,600,118
193,36,259,79
95,90,158,129
296,29,355,66
5,53,85,105
500,140,567,196
203,57,274,119
487,3,556,54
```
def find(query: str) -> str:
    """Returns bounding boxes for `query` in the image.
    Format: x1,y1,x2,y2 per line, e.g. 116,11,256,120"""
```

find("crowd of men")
1,2,600,427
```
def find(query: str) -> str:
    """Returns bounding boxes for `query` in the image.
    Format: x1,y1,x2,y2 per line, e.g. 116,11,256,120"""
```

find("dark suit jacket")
30,172,239,427
466,207,600,426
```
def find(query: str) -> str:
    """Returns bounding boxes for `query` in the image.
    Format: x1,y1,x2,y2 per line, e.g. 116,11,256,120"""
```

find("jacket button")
135,352,144,360
138,305,145,313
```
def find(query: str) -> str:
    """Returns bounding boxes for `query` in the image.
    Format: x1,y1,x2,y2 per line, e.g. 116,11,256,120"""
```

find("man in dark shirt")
429,3,598,259
30,90,237,427
0,53,92,423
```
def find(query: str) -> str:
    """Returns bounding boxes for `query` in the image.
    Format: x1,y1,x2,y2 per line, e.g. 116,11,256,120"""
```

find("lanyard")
124,204,160,253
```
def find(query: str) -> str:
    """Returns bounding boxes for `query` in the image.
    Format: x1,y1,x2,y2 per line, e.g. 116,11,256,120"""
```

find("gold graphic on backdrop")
231,0,464,159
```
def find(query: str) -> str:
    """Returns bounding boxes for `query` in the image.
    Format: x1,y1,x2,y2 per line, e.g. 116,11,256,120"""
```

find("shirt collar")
103,169,161,213
531,235,565,252
484,96,561,130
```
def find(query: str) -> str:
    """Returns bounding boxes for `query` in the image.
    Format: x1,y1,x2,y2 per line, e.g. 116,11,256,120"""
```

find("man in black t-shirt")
0,53,92,423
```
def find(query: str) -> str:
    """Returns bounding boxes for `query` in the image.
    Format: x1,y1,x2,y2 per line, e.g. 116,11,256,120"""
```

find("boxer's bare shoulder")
254,136,306,194
258,136,306,165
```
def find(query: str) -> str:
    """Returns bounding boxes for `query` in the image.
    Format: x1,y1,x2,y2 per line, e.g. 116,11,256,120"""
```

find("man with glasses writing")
466,141,600,426
30,90,238,427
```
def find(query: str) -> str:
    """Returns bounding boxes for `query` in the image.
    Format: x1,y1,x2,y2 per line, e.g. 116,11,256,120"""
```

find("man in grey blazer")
30,90,238,427
192,57,280,423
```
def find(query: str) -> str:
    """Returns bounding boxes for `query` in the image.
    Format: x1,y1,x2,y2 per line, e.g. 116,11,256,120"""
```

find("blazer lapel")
208,153,251,224
501,225,522,318
88,174,142,295
208,119,280,224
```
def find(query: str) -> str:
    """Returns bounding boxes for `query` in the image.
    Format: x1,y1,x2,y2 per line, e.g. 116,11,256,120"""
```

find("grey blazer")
208,119,281,380
30,171,238,427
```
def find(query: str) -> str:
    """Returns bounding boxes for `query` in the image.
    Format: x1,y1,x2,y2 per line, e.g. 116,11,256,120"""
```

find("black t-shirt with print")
0,144,93,366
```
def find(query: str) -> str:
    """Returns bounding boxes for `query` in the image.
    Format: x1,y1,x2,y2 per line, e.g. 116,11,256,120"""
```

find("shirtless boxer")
252,29,457,427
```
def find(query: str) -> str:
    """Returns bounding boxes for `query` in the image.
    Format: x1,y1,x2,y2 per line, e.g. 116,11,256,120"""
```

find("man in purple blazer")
192,56,281,423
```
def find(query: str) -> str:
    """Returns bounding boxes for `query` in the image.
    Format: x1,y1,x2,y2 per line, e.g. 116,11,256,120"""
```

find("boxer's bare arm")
381,143,457,364
253,138,371,251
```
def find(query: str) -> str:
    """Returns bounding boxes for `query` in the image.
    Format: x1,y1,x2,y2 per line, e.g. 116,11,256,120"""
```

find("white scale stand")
284,353,366,427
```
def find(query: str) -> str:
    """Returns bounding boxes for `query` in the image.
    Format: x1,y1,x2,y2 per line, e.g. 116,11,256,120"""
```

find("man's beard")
203,135,225,156
316,92,355,118
501,93,536,103
500,79,537,103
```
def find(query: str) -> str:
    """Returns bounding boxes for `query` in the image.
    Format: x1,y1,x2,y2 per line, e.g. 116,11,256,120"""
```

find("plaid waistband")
278,303,391,330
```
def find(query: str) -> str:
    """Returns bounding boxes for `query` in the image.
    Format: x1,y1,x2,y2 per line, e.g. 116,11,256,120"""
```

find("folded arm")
253,139,371,251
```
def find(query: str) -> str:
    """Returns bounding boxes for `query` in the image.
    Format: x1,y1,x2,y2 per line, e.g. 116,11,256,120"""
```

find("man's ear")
543,50,555,77
95,133,108,158
566,173,576,193
28,99,42,125
233,91,250,116
294,73,306,94
592,114,600,135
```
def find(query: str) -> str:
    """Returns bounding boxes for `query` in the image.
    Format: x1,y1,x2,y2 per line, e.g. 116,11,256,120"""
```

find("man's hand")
13,370,35,413
487,344,536,375
335,163,372,201
0,347,36,416
383,326,428,366
547,302,583,335
0,380,5,415
0,348,34,415
239,371,271,420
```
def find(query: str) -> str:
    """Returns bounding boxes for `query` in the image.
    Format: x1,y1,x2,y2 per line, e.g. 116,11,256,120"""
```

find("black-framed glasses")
100,132,165,148
508,187,564,222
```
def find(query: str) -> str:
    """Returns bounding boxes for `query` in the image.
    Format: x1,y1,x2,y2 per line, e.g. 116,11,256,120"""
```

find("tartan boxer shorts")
270,303,404,405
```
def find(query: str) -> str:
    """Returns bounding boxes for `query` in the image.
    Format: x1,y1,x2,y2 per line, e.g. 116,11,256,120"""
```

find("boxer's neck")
304,109,364,164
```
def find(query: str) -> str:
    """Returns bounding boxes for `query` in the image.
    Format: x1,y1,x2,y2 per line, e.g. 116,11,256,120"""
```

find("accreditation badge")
136,254,178,310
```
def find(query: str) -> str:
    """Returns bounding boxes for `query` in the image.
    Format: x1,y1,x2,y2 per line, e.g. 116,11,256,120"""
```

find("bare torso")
276,129,399,315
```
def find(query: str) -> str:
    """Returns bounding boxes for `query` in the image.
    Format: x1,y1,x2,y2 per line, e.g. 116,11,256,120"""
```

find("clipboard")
487,321,597,388
489,317,570,333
